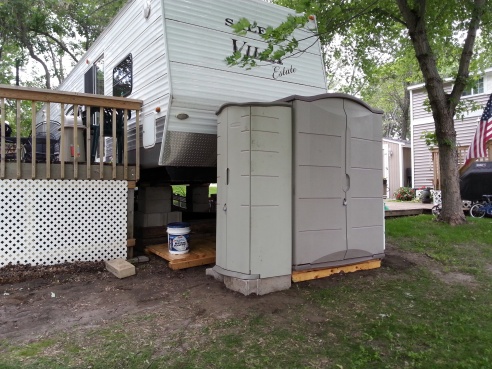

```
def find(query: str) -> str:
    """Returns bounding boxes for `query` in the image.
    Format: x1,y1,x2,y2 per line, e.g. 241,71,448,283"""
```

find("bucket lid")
167,222,190,228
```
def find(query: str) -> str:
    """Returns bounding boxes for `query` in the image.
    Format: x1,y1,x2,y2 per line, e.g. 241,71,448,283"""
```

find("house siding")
410,72,492,189
412,122,435,188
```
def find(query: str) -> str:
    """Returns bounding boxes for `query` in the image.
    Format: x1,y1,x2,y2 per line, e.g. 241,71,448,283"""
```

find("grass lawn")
1,215,492,368
172,184,217,197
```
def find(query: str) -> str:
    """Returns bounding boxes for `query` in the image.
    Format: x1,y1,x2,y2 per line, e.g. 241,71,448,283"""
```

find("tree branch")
449,0,486,107
34,31,79,63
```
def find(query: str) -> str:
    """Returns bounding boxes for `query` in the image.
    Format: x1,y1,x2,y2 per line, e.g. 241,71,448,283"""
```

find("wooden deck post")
127,187,135,259
1,98,5,179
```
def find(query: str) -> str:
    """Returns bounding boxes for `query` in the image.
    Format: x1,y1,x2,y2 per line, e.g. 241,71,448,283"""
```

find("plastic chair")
24,120,61,163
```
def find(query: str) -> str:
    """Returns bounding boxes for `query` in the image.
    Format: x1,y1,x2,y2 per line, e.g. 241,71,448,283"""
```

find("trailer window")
94,56,104,95
113,54,133,97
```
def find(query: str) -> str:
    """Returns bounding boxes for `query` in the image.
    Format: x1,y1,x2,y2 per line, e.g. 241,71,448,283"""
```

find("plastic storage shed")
211,103,293,295
280,94,385,270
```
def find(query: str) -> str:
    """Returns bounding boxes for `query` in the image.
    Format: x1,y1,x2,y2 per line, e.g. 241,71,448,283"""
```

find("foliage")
420,130,438,147
394,186,415,201
171,185,186,197
0,0,126,88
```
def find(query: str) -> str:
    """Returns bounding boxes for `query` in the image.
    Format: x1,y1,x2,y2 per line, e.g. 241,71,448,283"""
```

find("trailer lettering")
225,18,267,35
273,65,297,80
231,39,283,65
232,39,260,58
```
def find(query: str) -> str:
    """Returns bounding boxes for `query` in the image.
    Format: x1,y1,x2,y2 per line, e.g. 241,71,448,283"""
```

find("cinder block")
135,211,168,227
105,258,136,279
221,275,291,296
139,186,172,201
256,275,291,295
193,203,210,213
167,211,182,223
138,198,172,213
191,186,209,202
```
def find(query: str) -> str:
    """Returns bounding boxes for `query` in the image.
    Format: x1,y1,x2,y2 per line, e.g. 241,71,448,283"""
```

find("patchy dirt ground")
0,243,473,344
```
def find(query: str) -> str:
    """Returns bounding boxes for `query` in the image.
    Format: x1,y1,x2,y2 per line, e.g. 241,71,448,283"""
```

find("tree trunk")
396,0,469,224
26,44,51,89
435,114,466,224
400,83,410,140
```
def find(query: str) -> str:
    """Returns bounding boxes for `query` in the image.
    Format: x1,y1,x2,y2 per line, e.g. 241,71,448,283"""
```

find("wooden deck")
385,201,434,218
2,162,136,181
0,84,142,181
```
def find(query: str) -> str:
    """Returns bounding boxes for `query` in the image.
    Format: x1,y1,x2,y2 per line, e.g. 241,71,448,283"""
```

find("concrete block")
222,275,291,296
192,186,209,201
193,203,210,213
256,275,291,295
167,211,182,223
135,211,168,227
139,186,172,201
105,258,136,279
138,198,172,213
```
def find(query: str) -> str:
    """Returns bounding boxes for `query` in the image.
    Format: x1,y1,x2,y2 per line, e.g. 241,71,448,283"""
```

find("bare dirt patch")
384,243,477,286
0,242,476,345
0,255,307,344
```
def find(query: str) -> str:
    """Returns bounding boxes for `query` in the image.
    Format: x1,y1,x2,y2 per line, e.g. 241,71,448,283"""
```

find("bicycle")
469,195,492,218
432,203,441,217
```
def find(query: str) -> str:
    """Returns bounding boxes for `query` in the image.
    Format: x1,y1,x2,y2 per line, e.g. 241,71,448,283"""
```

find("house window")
462,77,484,96
113,54,133,97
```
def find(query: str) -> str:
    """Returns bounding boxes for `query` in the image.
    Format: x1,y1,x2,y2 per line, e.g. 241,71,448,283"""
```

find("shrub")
394,187,415,201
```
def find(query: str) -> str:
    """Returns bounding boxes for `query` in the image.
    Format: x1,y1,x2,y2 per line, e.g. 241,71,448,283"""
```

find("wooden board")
146,236,216,270
292,259,381,283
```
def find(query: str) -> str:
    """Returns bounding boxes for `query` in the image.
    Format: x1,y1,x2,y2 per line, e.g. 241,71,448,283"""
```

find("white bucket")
167,222,191,254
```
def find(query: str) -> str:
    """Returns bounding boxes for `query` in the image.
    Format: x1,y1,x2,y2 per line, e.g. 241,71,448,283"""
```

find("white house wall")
410,73,492,188
383,140,401,197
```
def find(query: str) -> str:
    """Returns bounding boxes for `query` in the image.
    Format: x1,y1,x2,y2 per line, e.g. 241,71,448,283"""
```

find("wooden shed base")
145,236,216,270
291,259,381,283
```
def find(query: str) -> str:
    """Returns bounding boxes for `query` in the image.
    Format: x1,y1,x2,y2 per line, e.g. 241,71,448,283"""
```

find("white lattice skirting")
0,180,127,266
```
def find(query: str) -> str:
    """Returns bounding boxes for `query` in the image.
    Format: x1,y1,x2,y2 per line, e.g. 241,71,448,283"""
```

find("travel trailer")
53,0,327,183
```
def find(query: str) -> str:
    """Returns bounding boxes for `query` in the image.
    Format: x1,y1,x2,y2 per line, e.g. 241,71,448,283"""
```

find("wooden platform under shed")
292,259,382,282
146,236,216,270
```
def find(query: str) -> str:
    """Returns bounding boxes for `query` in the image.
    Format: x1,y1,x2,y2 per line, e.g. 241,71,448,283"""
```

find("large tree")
0,0,126,88
230,0,492,225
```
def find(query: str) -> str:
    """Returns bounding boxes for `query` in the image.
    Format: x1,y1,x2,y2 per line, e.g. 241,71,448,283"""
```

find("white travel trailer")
53,0,327,182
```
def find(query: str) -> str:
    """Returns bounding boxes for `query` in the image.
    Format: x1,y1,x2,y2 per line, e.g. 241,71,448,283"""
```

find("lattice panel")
431,190,442,205
0,180,127,266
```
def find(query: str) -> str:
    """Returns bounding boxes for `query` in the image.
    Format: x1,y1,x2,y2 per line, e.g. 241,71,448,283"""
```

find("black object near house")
460,162,492,201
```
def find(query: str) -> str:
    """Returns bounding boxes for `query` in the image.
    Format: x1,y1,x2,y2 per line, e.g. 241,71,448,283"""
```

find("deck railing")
430,142,492,190
0,84,143,181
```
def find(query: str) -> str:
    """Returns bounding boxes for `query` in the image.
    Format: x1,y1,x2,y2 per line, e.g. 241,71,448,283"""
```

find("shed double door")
292,97,383,268
216,104,292,278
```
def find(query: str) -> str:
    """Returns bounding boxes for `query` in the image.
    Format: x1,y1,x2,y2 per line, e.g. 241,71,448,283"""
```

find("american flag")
465,93,492,165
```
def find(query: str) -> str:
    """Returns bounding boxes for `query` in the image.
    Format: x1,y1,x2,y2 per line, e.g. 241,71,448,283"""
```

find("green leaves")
0,0,126,88
225,13,313,68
